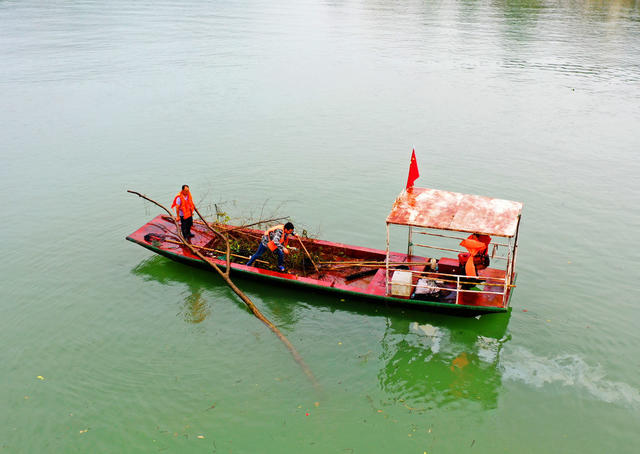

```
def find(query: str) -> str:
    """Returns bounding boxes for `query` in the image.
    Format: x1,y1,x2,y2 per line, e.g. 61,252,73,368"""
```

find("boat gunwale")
126,233,508,316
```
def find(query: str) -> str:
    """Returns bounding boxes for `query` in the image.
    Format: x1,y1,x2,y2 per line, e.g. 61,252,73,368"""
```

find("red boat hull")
126,215,512,316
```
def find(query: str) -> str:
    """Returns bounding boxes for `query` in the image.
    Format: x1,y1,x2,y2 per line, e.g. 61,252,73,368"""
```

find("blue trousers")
247,243,284,268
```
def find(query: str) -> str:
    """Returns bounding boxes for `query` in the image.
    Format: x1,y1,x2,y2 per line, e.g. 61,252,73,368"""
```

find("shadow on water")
131,255,312,326
131,256,213,324
132,255,512,408
131,255,509,324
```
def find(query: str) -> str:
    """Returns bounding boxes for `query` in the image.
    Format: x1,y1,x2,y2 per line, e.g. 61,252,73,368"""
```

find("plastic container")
391,270,412,297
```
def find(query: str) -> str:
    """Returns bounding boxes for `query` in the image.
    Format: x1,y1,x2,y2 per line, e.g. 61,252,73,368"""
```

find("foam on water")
501,346,640,408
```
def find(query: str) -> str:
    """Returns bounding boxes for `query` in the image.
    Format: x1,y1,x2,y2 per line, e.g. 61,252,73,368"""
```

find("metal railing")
386,266,508,305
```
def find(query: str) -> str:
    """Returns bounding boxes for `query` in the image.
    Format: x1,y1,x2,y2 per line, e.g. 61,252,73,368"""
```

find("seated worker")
246,222,295,272
459,233,491,277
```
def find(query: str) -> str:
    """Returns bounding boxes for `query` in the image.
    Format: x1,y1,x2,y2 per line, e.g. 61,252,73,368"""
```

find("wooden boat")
126,186,523,316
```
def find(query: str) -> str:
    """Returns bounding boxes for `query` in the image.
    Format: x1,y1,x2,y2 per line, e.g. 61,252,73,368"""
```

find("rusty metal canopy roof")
386,187,523,237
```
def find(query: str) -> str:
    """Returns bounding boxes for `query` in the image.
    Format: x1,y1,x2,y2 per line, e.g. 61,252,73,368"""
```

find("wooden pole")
296,236,321,275
319,263,515,287
160,239,269,265
165,215,289,234
225,217,290,233
128,190,317,386
319,260,431,266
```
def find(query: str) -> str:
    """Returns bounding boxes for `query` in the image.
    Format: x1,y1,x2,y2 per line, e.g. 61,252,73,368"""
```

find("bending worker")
171,184,195,240
246,222,295,272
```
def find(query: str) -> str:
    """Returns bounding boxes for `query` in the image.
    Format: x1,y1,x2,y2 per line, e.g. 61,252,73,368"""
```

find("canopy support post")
503,215,521,307
503,239,511,307
385,222,390,296
509,215,522,286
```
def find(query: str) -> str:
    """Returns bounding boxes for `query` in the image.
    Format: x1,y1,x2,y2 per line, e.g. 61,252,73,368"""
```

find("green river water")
2,0,639,452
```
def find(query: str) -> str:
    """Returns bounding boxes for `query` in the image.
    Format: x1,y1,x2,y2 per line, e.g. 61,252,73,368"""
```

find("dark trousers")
180,216,193,238
247,243,284,268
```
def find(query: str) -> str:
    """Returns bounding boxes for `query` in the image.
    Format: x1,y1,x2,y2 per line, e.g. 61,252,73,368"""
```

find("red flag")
406,149,420,189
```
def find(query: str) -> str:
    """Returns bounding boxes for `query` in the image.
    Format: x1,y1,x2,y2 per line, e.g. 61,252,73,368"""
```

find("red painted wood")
127,215,509,311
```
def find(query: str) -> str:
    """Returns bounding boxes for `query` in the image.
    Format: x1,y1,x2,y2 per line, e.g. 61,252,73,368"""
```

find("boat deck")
127,215,511,314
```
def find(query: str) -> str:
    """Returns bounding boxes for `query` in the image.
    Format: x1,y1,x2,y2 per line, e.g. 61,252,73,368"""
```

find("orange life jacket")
265,224,290,251
171,192,194,218
459,234,491,277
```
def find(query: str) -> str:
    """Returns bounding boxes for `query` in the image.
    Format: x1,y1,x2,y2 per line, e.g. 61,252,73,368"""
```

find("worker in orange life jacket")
246,222,295,272
458,233,491,277
171,184,195,241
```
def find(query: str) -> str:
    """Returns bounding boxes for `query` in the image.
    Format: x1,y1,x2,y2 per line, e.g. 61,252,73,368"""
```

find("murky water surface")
2,0,639,452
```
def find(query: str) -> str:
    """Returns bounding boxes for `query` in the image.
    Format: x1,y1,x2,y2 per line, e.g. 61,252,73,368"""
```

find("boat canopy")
386,187,523,237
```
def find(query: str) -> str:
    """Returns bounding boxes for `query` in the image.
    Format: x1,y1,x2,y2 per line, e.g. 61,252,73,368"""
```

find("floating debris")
409,322,439,337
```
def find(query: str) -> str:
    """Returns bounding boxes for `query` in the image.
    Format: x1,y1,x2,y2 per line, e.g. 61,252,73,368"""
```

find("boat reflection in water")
132,254,510,410
131,255,303,327
132,256,211,324
378,312,511,410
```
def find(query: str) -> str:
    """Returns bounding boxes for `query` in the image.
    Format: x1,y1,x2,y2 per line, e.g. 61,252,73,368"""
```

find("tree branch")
127,190,317,386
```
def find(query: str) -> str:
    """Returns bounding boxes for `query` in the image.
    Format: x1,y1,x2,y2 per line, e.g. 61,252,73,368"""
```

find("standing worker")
246,222,295,272
171,185,195,240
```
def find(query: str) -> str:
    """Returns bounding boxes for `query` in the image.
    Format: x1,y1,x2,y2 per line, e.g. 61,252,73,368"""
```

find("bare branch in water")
127,189,318,387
